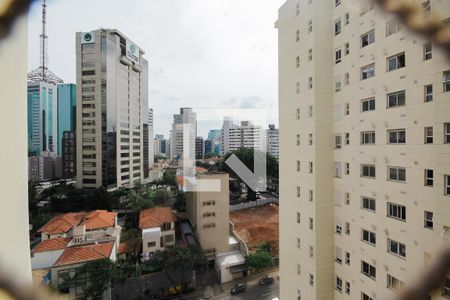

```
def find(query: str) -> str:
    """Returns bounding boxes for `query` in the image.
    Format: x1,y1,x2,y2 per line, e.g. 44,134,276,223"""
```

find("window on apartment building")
345,192,350,205
445,175,450,195
147,241,156,247
345,163,350,175
309,217,314,230
361,64,375,80
345,281,351,294
335,48,342,64
443,278,450,298
424,211,434,229
308,133,313,145
296,29,300,42
297,186,301,198
308,48,313,61
388,129,406,144
336,221,343,235
389,166,406,182
424,84,433,102
345,132,350,144
345,222,350,235
362,229,376,245
344,102,350,116
297,264,301,274
297,289,302,300
361,30,375,48
296,3,300,16
203,212,216,218
296,82,300,94
361,260,376,279
335,134,342,149
296,212,301,224
388,239,406,258
203,223,216,229
424,42,432,60
309,245,314,258
308,20,313,33
361,131,376,144
345,251,350,265
362,293,374,300
336,247,343,264
309,190,314,202
360,1,374,16
387,52,406,72
309,162,313,174
345,42,350,55
308,105,313,117
335,0,341,7
424,127,433,144
297,238,301,249
335,162,342,178
387,274,405,291
308,77,313,89
361,97,375,112
296,134,300,146
309,274,314,286
445,123,450,143
296,108,300,120
362,196,376,212
344,73,350,85
344,13,349,25
335,19,342,35
297,160,301,172
336,276,343,292
424,169,434,186
335,77,342,92
387,202,406,221
361,164,376,178
386,19,401,36
296,56,300,68
202,200,216,206
387,90,406,108
444,71,450,92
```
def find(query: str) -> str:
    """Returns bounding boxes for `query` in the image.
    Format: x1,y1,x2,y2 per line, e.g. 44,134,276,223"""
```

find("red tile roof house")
31,210,121,270
139,207,176,261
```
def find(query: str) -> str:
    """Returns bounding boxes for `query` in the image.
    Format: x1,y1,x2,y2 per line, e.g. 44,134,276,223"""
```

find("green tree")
172,191,186,212
120,228,142,264
245,251,274,270
150,189,172,206
151,246,207,294
219,148,279,201
204,152,216,159
257,241,273,255
161,170,177,186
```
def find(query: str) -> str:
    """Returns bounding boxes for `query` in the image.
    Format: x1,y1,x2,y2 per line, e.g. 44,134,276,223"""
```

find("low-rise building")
139,207,176,259
215,251,247,283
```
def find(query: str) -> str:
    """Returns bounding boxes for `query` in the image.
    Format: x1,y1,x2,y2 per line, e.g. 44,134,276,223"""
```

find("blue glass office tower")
57,83,76,155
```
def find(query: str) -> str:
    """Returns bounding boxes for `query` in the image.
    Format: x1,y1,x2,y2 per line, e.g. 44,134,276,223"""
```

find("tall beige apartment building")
186,172,230,260
277,1,450,299
76,29,150,190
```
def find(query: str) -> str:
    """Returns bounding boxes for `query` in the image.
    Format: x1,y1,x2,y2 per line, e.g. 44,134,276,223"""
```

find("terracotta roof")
32,238,71,253
37,212,85,235
139,207,176,229
53,241,114,267
82,210,117,230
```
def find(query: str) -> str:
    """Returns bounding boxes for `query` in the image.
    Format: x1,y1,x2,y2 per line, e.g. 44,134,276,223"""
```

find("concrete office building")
186,173,230,261
204,139,213,155
154,135,166,157
27,81,58,156
62,131,76,178
277,1,450,300
195,136,205,159
220,117,233,155
267,124,280,160
143,108,155,178
57,83,76,155
170,108,197,160
76,29,149,189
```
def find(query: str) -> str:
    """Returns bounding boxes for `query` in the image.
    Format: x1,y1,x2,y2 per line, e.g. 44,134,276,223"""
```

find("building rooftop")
215,251,245,267
53,241,114,267
82,210,117,230
32,237,71,253
139,207,176,229
230,203,279,256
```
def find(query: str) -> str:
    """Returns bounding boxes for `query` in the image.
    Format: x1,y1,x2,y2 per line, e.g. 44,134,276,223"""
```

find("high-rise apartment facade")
27,81,58,156
170,108,197,160
57,83,76,155
222,120,266,153
195,136,204,159
267,124,280,160
76,29,149,190
277,1,450,300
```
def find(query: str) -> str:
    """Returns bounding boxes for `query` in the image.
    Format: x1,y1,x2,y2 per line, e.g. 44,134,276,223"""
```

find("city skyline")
27,0,283,138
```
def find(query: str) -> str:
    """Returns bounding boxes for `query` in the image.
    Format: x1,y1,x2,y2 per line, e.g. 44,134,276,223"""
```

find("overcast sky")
28,0,284,138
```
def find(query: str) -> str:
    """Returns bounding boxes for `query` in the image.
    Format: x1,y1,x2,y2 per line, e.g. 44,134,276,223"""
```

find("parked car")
230,283,247,295
259,275,275,286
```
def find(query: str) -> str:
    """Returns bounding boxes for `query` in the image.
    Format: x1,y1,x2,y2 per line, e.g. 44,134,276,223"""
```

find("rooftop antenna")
28,0,63,85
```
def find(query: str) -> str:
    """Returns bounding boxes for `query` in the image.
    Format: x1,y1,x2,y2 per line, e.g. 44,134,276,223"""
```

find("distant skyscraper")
195,137,204,159
143,108,154,177
57,83,76,155
220,117,233,155
170,108,197,160
204,140,212,155
266,124,279,160
62,131,76,179
76,29,149,189
27,81,58,156
207,129,220,141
